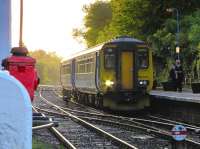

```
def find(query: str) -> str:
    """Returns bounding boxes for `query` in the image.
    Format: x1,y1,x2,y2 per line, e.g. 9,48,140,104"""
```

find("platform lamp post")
167,8,180,60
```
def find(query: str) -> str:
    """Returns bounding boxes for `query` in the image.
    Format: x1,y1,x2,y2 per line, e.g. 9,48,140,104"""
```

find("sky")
11,0,94,58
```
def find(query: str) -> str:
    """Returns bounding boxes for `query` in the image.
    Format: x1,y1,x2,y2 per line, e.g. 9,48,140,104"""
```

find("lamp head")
166,8,173,12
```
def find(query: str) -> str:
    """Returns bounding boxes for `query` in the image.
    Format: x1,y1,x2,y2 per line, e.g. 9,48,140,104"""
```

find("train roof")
61,44,104,63
61,36,145,63
108,36,144,44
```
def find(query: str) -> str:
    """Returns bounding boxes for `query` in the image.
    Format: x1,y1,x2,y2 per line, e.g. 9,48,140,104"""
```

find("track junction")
32,85,200,149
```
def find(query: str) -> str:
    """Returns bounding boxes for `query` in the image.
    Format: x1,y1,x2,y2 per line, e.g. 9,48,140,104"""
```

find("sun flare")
11,0,94,58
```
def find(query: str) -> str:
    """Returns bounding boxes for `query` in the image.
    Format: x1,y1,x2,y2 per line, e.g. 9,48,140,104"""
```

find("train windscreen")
104,48,115,69
138,49,148,69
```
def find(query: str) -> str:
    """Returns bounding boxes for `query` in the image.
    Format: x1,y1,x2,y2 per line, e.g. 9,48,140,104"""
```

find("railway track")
37,102,200,146
51,86,200,133
54,86,200,148
38,90,139,148
35,90,137,148
37,88,173,149
36,86,200,148
32,106,76,148
145,115,200,145
48,87,104,115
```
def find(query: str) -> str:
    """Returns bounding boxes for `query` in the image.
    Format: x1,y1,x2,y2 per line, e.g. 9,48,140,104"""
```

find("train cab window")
104,49,115,69
138,49,148,69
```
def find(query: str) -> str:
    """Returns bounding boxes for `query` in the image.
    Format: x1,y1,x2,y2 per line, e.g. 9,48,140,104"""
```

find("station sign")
171,125,187,141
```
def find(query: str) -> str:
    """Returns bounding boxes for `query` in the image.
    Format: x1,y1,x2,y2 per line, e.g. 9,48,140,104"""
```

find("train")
60,36,153,111
1,47,39,101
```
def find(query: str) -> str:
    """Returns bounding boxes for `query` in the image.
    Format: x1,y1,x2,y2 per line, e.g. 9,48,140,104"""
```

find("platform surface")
150,90,200,103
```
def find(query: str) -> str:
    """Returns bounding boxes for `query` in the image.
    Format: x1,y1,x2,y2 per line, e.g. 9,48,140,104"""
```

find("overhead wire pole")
175,8,180,60
19,0,24,47
167,8,180,60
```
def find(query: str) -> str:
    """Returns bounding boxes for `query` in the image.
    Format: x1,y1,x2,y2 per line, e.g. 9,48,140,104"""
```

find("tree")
73,1,112,47
148,9,200,82
75,0,200,46
29,50,61,85
185,10,200,80
75,0,200,82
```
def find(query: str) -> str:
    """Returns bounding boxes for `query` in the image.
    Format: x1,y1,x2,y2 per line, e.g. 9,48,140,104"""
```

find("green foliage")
29,50,61,85
78,0,200,46
109,0,150,38
186,10,200,80
73,1,112,47
74,0,200,83
32,138,65,149
96,24,118,43
149,9,200,82
90,0,200,45
186,10,200,46
32,138,54,149
96,0,152,42
83,1,112,29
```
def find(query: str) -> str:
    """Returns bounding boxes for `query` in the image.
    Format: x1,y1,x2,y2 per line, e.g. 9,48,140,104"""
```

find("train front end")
99,37,153,111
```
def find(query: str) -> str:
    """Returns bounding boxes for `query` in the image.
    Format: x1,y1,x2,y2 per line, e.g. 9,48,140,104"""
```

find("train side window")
76,56,95,73
91,58,95,72
86,63,91,72
63,64,71,74
91,61,94,72
79,63,85,73
104,49,115,69
77,59,87,73
85,58,94,73
138,49,148,69
66,65,71,74
62,65,66,74
75,63,78,73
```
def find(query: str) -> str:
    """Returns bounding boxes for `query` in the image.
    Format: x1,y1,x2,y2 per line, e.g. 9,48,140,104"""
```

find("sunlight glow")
11,0,94,58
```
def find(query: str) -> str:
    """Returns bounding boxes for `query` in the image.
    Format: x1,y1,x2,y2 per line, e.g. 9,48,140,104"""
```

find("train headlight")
105,80,114,87
138,80,148,86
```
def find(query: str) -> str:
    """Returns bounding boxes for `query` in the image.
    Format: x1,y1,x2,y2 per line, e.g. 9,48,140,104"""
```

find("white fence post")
0,0,11,69
0,71,32,149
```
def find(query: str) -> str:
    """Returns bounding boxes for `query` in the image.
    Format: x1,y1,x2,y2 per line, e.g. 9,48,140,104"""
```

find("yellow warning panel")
121,52,133,89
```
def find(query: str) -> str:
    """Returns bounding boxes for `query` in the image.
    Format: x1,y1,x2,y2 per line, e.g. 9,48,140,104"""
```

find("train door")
71,59,76,89
121,51,134,90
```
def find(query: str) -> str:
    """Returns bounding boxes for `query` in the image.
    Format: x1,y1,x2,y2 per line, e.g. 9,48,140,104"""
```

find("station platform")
149,89,200,124
150,90,200,104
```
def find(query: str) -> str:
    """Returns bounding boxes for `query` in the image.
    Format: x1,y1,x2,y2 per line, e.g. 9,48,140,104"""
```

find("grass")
32,138,65,149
